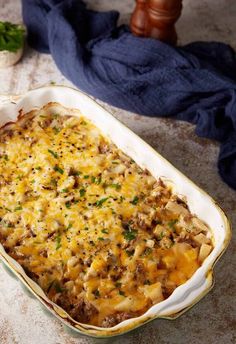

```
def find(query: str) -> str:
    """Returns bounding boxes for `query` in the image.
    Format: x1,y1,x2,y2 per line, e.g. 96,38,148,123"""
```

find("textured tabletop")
0,1,235,344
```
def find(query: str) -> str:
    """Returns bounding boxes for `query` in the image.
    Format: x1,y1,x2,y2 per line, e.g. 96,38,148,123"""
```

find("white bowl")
0,47,23,68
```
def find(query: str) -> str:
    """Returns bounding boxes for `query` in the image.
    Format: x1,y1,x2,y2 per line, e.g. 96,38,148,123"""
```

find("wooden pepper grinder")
130,0,183,44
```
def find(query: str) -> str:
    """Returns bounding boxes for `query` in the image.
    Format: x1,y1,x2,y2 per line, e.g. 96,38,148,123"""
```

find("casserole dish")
0,86,231,337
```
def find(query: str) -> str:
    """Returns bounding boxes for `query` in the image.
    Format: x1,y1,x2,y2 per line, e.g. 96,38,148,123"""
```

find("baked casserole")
0,102,213,327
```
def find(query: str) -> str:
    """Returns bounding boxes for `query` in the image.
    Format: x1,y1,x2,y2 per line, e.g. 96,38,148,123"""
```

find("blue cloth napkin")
22,0,236,190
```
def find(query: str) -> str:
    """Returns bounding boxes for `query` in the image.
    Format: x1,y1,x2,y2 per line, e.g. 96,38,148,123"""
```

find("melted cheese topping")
0,103,213,327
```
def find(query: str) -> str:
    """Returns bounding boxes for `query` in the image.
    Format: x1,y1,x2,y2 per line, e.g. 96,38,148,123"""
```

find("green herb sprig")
0,21,25,52
123,225,138,241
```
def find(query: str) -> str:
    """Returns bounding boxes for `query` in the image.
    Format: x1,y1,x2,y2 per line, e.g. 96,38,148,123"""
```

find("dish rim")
0,85,232,338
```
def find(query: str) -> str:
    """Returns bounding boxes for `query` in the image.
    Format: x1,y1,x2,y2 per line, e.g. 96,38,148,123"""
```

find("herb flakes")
79,188,86,197
53,165,64,175
95,197,109,208
48,149,58,159
55,233,62,250
123,227,137,241
130,196,139,205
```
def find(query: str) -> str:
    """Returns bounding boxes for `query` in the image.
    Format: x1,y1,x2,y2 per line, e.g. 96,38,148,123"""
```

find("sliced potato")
165,201,189,216
192,217,209,233
193,233,210,245
141,282,164,303
199,244,212,262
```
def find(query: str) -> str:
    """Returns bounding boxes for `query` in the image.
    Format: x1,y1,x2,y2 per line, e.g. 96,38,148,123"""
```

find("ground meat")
159,236,173,249
69,299,98,323
46,231,56,239
0,129,13,142
101,312,135,327
110,265,124,281
55,293,72,310
98,143,110,154
39,249,48,258
175,237,198,248
136,212,153,230
23,266,39,281
134,261,146,283
56,295,98,323
25,225,36,238
38,118,53,129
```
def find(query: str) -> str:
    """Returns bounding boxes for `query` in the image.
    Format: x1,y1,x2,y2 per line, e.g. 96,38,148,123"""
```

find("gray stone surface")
0,1,235,343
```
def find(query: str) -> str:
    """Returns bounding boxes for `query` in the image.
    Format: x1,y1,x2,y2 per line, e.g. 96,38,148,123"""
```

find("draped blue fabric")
22,0,236,189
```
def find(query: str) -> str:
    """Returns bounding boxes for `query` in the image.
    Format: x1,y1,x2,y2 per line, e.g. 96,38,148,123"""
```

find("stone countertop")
0,1,235,344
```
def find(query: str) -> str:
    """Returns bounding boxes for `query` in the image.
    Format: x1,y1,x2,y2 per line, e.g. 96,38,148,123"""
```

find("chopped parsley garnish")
53,165,64,174
93,289,100,298
155,220,162,225
119,290,126,296
83,227,89,231
4,154,8,161
91,176,102,185
14,206,22,211
48,149,58,158
130,196,139,205
2,221,13,227
66,223,73,230
55,233,61,250
53,127,60,134
79,188,86,197
142,247,152,256
83,175,89,179
123,227,138,241
65,201,71,209
54,282,63,293
73,171,82,176
125,249,135,256
109,183,121,190
168,219,178,230
95,197,109,208
101,229,108,234
61,188,68,193
115,282,122,288
119,195,125,203
96,176,102,184
169,220,177,228
144,279,151,285
35,166,42,171
98,237,104,241
48,280,63,293
50,178,57,186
